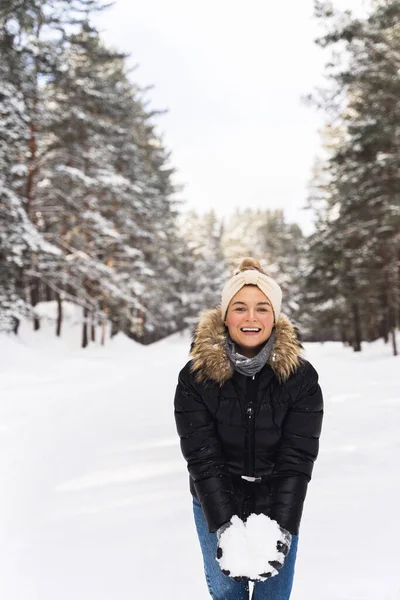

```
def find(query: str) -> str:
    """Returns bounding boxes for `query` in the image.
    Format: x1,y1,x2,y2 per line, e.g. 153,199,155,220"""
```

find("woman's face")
224,285,274,358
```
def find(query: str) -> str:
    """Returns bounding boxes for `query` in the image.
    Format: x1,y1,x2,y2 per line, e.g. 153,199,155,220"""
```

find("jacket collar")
189,306,303,386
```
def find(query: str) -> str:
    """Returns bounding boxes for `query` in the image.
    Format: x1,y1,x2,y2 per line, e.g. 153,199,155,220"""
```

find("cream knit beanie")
221,258,282,323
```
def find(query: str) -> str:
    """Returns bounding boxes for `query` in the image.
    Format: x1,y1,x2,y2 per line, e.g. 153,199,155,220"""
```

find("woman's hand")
256,525,292,580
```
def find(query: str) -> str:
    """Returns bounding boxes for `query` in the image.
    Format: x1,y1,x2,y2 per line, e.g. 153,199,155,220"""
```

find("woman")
174,257,323,600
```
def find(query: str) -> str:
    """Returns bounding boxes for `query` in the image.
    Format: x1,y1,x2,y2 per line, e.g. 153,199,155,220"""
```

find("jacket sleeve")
269,361,323,535
174,363,236,532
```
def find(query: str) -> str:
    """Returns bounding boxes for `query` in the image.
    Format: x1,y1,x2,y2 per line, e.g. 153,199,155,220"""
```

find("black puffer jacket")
174,307,323,536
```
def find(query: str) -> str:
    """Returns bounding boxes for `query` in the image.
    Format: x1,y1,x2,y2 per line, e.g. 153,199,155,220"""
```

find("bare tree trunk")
101,301,108,345
56,293,62,337
381,315,389,344
30,265,40,331
12,317,20,335
385,275,398,356
82,306,88,348
352,302,362,352
388,296,397,357
101,319,106,346
391,327,398,356
91,315,96,343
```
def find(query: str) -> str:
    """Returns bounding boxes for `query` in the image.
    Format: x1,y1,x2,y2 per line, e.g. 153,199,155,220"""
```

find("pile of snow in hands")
217,513,289,581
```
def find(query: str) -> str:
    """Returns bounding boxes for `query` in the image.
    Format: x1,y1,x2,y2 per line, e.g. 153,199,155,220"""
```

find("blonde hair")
234,256,266,276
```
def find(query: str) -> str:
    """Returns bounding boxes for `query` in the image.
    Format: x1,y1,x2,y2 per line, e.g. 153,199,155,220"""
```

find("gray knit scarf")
225,330,276,377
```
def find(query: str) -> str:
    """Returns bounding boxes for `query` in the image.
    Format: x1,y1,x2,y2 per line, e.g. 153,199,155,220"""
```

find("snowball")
216,513,288,581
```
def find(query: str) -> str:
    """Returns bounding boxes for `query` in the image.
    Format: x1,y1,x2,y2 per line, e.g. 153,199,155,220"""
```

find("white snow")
0,316,399,600
217,513,287,580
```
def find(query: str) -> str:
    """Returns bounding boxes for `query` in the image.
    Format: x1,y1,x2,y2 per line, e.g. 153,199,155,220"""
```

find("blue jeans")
192,497,299,600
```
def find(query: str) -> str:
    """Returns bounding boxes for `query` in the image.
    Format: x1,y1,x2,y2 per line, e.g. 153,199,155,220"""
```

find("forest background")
0,0,399,355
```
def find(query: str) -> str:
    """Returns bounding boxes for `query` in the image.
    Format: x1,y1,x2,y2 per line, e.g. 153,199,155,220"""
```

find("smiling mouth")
240,327,261,333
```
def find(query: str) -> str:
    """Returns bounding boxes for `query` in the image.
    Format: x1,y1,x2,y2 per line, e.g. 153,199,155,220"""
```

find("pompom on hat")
221,258,282,323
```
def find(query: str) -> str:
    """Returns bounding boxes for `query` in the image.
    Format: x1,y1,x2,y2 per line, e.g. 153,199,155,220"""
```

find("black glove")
255,526,292,581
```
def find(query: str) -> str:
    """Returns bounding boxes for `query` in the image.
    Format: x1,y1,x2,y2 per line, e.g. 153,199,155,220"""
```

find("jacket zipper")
245,374,257,477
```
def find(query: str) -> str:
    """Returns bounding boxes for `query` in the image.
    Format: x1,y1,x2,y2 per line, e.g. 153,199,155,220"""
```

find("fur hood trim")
190,306,303,386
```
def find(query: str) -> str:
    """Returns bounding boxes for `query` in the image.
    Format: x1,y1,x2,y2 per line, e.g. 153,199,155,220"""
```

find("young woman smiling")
174,257,324,600
224,286,275,358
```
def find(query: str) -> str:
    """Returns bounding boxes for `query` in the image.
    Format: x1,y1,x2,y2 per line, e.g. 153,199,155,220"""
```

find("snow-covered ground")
0,313,399,600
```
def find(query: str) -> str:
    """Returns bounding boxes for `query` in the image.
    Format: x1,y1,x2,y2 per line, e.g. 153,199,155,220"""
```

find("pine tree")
0,50,60,331
0,1,214,346
305,0,400,353
0,0,111,335
36,23,148,343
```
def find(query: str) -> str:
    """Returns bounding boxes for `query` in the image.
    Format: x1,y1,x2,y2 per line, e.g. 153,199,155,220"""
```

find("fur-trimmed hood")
190,306,303,386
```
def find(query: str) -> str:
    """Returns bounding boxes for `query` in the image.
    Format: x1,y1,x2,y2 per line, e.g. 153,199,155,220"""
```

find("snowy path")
0,327,399,600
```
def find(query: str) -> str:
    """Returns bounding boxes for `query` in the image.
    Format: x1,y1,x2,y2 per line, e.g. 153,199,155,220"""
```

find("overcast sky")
94,0,367,234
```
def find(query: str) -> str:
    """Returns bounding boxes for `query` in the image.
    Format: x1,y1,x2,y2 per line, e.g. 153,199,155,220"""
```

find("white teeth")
241,328,261,332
